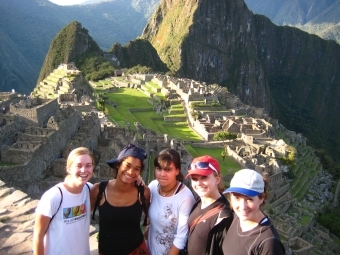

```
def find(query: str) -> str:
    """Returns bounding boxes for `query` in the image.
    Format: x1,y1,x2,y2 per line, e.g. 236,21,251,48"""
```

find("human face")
155,162,179,188
190,173,219,198
118,156,142,183
68,154,93,186
230,192,264,223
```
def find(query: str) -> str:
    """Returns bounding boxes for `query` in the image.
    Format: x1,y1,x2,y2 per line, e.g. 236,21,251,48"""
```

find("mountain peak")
37,21,102,83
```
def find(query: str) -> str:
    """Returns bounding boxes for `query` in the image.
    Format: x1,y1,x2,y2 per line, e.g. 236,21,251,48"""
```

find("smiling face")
190,173,220,198
67,154,93,186
117,156,142,184
154,162,179,188
230,192,264,224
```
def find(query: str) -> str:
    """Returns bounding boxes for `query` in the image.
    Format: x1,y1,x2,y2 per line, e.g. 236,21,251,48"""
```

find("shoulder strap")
174,182,183,195
136,183,148,226
92,180,109,220
86,183,91,193
189,204,223,231
46,186,63,233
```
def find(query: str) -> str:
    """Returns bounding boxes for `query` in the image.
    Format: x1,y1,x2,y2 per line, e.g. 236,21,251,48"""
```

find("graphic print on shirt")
156,203,178,255
63,199,87,224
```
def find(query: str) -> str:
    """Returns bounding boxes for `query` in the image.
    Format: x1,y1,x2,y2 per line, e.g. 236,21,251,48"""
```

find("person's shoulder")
38,184,64,207
179,185,195,201
181,184,194,195
44,183,64,197
86,182,94,189
148,180,158,189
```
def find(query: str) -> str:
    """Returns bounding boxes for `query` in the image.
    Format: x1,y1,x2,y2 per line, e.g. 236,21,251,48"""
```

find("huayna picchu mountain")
141,0,340,161
37,21,104,84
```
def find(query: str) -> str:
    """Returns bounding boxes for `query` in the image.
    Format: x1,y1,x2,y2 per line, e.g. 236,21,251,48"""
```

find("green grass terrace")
93,86,202,141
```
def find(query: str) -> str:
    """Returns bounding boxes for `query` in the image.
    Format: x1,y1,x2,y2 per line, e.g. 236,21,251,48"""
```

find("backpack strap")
92,180,109,220
85,183,91,193
136,183,148,226
189,204,224,231
46,186,63,232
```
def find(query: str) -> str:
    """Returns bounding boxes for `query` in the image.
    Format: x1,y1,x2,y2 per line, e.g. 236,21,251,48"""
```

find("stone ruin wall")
226,145,247,168
0,116,22,147
0,108,83,192
289,237,314,255
10,99,58,127
59,93,77,103
53,112,101,178
271,183,290,201
271,192,292,208
134,74,154,81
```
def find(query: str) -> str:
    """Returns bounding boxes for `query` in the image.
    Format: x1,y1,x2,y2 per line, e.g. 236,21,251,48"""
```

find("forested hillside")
245,0,340,44
0,0,156,93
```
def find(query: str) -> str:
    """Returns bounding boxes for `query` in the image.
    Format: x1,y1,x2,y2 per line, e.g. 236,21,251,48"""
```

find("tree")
190,110,198,120
96,92,108,111
213,131,237,148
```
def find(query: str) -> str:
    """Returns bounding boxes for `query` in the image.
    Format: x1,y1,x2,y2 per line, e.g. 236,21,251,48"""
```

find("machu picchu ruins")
0,64,339,254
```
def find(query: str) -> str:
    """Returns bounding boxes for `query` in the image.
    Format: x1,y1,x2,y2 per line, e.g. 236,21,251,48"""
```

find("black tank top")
98,192,144,255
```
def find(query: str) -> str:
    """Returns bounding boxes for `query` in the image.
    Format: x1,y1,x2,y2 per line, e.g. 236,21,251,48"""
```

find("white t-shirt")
35,182,93,255
147,180,196,255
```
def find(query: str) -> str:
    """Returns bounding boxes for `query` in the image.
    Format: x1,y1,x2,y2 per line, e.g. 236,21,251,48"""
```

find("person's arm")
143,186,151,214
170,190,196,254
90,182,100,211
33,214,50,255
168,244,180,255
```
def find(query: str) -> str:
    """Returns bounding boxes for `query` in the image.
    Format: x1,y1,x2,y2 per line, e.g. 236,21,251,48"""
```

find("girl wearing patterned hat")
185,155,233,255
222,169,285,255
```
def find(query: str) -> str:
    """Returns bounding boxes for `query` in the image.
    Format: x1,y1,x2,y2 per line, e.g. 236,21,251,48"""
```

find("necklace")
159,181,178,197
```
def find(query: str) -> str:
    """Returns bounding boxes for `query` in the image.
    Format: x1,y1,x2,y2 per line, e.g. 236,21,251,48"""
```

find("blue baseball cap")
107,144,147,168
224,169,264,196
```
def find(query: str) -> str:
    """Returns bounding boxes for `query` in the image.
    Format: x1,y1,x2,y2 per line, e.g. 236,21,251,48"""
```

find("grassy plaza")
94,81,241,176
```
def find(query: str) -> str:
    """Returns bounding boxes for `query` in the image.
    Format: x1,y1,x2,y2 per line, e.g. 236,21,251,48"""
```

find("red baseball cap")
185,155,220,178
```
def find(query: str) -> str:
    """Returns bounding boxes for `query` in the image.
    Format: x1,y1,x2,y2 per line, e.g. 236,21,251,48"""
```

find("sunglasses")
189,162,218,173
123,144,147,159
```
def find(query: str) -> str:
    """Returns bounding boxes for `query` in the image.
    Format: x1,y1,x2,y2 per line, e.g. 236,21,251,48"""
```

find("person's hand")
136,176,145,186
144,224,149,240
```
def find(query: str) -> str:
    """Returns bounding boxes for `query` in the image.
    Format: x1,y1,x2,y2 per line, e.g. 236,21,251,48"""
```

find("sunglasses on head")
189,161,218,173
123,144,147,159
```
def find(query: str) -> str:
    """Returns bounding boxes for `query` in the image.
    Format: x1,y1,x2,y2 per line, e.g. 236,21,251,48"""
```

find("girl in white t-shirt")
33,147,94,255
146,149,195,255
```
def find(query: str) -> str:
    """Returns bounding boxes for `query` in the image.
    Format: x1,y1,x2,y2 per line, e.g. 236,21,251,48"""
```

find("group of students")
33,144,285,255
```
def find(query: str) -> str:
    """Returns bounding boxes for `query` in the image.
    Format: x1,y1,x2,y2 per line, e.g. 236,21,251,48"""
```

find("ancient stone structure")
0,67,339,254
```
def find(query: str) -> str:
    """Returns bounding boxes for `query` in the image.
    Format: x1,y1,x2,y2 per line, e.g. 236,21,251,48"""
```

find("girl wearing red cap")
90,144,150,255
185,155,233,255
222,169,285,255
146,149,195,255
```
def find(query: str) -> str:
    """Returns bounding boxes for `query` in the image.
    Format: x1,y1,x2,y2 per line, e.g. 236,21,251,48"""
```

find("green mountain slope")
109,39,168,72
0,0,156,93
245,0,340,44
37,21,105,83
142,0,340,161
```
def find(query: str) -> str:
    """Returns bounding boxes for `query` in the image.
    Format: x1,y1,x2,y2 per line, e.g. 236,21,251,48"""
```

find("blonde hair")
66,147,95,174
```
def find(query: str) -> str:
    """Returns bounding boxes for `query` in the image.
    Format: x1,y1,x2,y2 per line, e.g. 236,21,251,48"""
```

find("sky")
48,0,91,6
